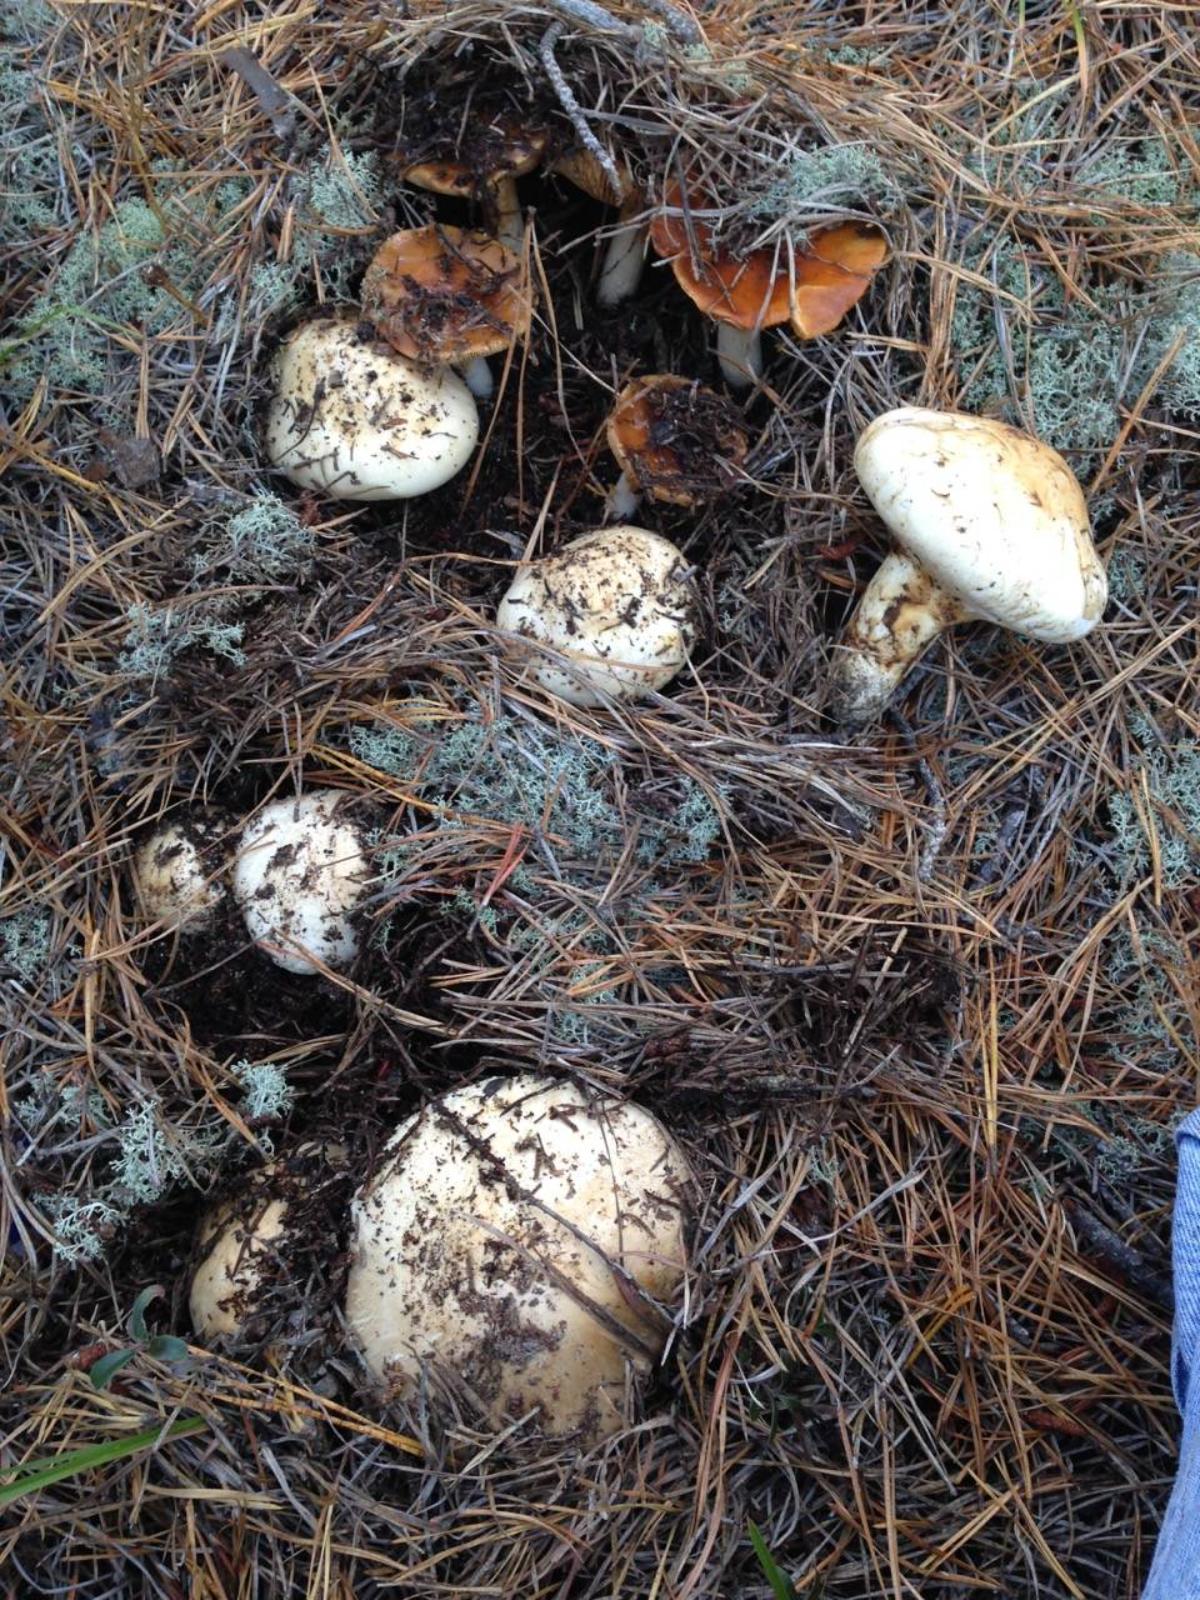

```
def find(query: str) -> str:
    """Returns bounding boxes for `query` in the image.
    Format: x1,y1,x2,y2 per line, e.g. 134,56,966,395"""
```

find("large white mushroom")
345,1074,691,1441
496,526,699,707
132,810,230,932
829,407,1108,723
232,789,372,976
264,317,479,500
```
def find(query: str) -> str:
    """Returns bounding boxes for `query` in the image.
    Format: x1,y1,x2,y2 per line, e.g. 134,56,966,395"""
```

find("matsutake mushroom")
361,224,533,401
828,407,1108,723
345,1074,691,1441
496,525,699,707
264,317,479,500
132,809,231,933
189,1143,348,1342
232,789,373,976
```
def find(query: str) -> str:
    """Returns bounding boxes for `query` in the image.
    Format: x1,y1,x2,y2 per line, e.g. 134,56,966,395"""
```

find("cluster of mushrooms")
264,127,1108,719
135,118,1112,1445
188,1075,691,1443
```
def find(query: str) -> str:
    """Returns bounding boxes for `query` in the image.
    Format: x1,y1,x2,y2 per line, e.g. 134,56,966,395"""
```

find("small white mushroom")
496,525,699,707
132,812,229,932
232,789,372,976
829,407,1108,723
189,1144,347,1342
189,1185,289,1342
345,1074,691,1441
263,318,479,501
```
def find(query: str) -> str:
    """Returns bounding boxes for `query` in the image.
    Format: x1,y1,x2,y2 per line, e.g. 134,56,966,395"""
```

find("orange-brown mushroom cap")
788,222,889,338
361,225,533,367
649,192,792,332
398,122,547,198
650,186,888,336
606,376,749,507
551,148,636,208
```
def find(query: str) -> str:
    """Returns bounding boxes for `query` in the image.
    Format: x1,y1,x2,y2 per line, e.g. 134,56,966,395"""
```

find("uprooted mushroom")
828,407,1109,723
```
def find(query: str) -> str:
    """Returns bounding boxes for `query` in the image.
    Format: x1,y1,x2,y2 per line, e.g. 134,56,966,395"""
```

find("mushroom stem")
492,176,524,255
461,355,494,400
597,204,647,307
604,470,641,522
716,323,761,388
828,549,968,725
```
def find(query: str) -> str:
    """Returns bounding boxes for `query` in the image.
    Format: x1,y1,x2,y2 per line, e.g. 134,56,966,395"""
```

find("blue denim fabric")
1142,1107,1200,1599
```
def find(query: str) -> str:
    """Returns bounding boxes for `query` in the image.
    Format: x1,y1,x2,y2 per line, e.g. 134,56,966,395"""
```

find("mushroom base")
828,550,967,725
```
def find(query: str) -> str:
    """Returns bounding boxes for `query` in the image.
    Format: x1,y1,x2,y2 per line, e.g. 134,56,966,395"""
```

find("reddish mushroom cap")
789,222,890,338
606,375,749,506
649,186,792,331
650,183,888,336
361,224,533,367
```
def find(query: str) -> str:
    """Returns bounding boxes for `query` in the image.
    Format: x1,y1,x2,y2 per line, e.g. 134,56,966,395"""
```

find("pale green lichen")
4,198,204,405
950,236,1200,465
299,146,382,233
1082,137,1193,213
1104,548,1148,605
231,1058,296,1123
118,603,246,680
0,906,54,983
1104,736,1200,889
31,1073,293,1263
196,493,314,582
350,706,724,868
748,144,901,228
110,1098,226,1203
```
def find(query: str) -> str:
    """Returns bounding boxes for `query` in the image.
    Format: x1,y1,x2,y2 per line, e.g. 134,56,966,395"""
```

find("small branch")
539,22,623,198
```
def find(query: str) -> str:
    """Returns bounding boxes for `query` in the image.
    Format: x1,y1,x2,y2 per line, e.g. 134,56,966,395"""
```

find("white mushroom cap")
264,317,480,501
232,789,372,976
189,1188,289,1342
189,1143,348,1342
132,813,228,932
345,1074,691,1441
854,407,1106,640
495,526,698,707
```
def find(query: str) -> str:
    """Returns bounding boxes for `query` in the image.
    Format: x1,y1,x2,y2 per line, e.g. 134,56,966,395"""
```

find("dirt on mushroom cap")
361,224,533,366
607,376,749,506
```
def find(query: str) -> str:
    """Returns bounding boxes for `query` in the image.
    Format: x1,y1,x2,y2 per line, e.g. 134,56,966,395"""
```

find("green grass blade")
747,1519,797,1600
0,1415,207,1509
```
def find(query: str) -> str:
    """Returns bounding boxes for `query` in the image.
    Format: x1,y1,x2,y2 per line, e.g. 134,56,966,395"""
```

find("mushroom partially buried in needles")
551,147,646,307
232,789,374,976
496,525,699,707
361,224,533,401
650,183,888,388
264,317,479,500
394,109,546,254
828,407,1108,724
345,1074,692,1442
132,809,231,933
605,374,749,520
190,1142,348,1343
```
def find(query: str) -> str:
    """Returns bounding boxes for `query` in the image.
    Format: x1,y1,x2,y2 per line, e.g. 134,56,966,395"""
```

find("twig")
539,22,623,197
